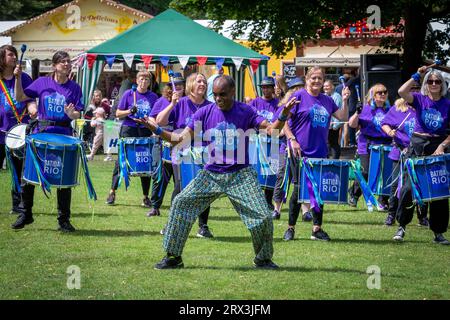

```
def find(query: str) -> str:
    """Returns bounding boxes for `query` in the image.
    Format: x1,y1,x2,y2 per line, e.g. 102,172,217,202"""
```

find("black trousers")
328,128,341,160
272,154,288,204
288,157,323,227
110,125,153,196
0,144,6,170
349,152,389,206
9,152,24,212
387,160,428,220
172,162,210,227
150,160,173,209
19,184,72,223
397,135,449,234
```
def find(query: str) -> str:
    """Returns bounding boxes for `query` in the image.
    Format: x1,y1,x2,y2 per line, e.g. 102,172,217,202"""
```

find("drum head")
5,124,27,149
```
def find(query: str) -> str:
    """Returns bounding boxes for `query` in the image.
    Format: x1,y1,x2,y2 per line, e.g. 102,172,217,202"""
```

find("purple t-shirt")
24,77,84,135
118,89,158,127
169,96,211,131
187,101,265,173
411,92,450,136
250,97,279,123
357,104,391,155
149,96,173,131
286,89,339,158
0,74,32,144
381,106,417,161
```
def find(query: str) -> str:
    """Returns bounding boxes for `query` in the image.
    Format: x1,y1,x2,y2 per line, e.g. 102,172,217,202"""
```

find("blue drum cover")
412,155,450,201
23,133,82,187
120,137,161,176
162,142,172,162
368,145,394,196
249,134,281,189
298,158,350,204
179,146,205,189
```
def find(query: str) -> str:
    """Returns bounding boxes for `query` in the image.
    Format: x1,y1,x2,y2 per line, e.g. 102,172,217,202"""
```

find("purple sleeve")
411,93,422,112
381,109,395,127
331,97,339,114
24,77,42,99
149,99,163,118
118,90,130,110
249,108,265,129
21,74,34,104
72,83,84,111
187,107,204,131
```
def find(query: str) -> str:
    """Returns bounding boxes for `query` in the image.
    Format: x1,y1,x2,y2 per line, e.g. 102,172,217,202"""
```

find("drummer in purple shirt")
136,75,298,269
11,51,83,232
393,66,450,245
280,66,350,242
105,71,158,209
0,45,34,215
146,79,185,218
250,76,279,211
155,73,213,238
348,83,392,210
381,96,429,227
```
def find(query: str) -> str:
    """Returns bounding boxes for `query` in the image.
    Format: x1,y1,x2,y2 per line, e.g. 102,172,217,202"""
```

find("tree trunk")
401,5,429,81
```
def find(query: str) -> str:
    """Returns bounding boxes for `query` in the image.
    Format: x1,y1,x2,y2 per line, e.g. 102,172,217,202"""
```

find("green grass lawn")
0,156,448,300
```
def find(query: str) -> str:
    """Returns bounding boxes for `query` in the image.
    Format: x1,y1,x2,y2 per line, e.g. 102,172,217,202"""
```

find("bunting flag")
178,55,190,69
196,56,208,65
405,159,424,206
160,56,170,67
231,57,243,70
76,55,85,68
215,57,225,70
141,55,153,69
105,55,116,69
249,59,260,73
302,158,323,213
86,54,97,69
123,54,134,68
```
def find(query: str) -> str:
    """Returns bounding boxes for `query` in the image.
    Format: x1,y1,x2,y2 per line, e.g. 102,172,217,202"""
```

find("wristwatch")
440,143,448,148
288,137,296,142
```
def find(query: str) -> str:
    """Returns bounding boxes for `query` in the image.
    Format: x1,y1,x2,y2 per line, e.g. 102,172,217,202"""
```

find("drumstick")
339,76,346,88
397,112,411,130
168,70,176,91
19,44,27,66
355,84,361,103
1,130,22,139
132,84,137,107
425,59,442,70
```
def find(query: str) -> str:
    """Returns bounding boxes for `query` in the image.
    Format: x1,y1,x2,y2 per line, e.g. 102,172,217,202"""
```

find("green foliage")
0,159,449,299
0,0,54,20
120,0,172,15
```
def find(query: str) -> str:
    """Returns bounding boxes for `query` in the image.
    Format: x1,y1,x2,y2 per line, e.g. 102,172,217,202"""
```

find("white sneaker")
104,156,113,161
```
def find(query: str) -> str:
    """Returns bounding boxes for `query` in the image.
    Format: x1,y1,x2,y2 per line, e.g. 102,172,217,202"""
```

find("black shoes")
197,225,214,238
105,192,115,205
58,221,76,233
393,227,405,241
433,233,450,245
283,227,295,241
253,258,279,270
146,208,161,217
311,229,331,241
11,215,34,229
154,255,184,269
272,210,280,220
302,211,313,222
141,197,151,208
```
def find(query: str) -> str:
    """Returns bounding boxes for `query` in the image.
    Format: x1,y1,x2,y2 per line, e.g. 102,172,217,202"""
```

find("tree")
170,0,450,79
0,0,59,20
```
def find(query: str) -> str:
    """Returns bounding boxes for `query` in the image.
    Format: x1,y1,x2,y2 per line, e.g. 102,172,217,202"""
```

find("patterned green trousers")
163,166,274,261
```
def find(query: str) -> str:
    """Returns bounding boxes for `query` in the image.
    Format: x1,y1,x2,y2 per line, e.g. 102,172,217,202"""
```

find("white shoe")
104,156,113,161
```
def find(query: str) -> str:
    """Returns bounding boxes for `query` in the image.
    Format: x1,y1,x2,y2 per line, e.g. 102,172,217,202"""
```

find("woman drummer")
0,44,35,215
12,50,83,232
393,66,450,244
348,83,393,210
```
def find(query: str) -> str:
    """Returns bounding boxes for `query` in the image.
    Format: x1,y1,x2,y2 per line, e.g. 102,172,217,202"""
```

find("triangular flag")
178,56,190,69
86,54,97,69
123,54,134,68
231,57,243,70
76,55,85,67
141,55,153,70
160,56,170,67
105,55,116,69
215,57,225,70
250,59,260,73
196,56,208,65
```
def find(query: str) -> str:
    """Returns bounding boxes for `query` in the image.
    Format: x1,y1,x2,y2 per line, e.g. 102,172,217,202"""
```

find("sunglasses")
427,79,442,85
375,90,387,95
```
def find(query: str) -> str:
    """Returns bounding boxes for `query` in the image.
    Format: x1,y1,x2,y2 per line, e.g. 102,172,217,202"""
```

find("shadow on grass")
35,212,114,218
325,219,385,226
207,215,243,222
38,228,161,237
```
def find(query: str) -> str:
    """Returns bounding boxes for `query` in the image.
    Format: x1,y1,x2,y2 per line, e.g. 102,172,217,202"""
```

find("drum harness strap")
0,79,27,123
